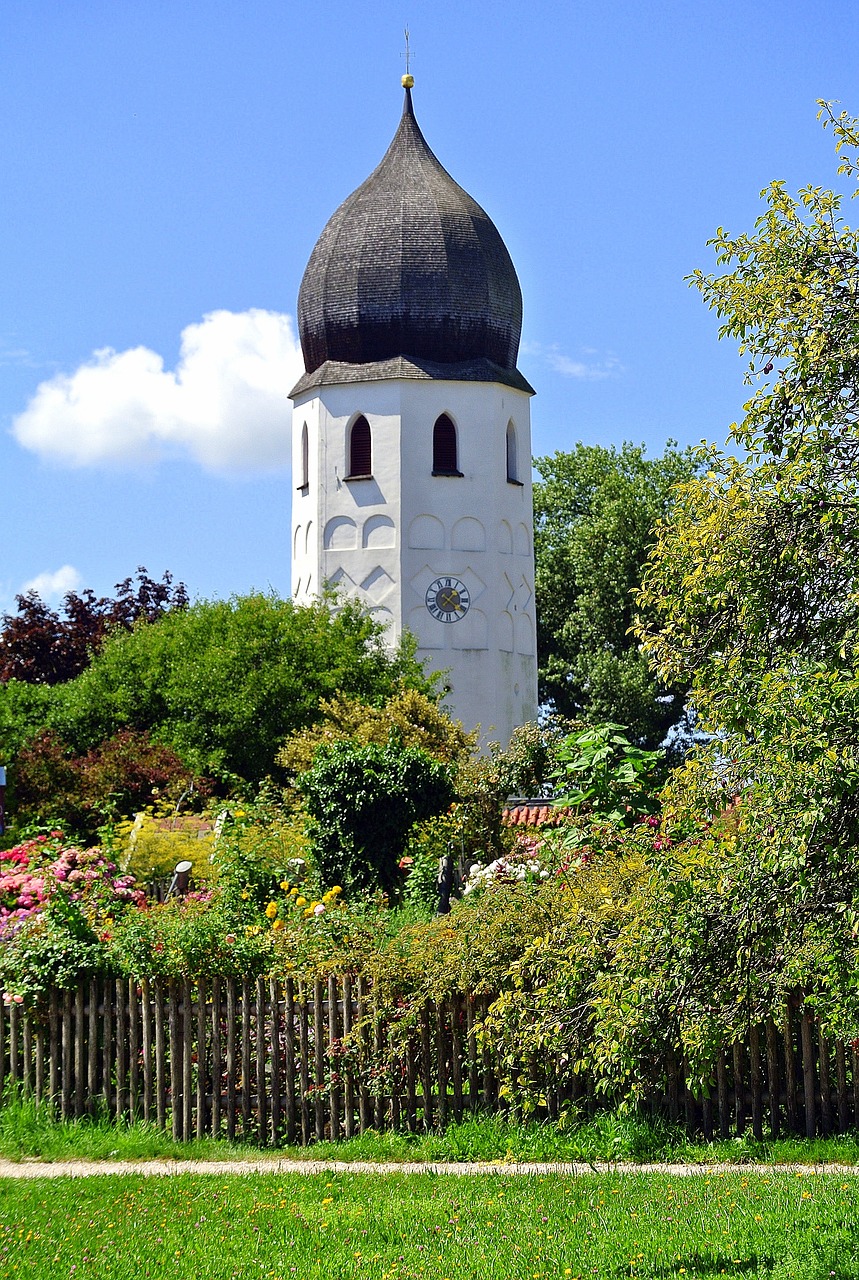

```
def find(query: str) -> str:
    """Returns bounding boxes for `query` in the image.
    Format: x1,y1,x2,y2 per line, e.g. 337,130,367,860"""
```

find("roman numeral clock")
425,576,471,624
289,74,538,746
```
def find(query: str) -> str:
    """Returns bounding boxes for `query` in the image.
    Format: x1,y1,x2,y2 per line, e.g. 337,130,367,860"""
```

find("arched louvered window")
432,414,460,475
348,416,372,478
506,421,519,483
299,422,309,489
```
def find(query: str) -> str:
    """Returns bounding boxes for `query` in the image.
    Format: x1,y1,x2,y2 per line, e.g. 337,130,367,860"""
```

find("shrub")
107,891,273,980
298,738,455,895
12,729,208,843
121,810,216,884
209,787,312,906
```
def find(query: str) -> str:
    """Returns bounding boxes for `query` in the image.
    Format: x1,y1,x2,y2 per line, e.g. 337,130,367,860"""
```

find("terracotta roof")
502,802,570,827
296,87,524,378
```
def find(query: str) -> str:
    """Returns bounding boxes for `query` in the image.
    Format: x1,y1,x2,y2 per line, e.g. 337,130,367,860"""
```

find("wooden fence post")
269,977,281,1146
328,974,340,1142
255,977,267,1145
800,1005,817,1139
342,974,354,1140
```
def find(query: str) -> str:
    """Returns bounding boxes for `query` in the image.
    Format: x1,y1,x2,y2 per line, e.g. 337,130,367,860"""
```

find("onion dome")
293,85,529,394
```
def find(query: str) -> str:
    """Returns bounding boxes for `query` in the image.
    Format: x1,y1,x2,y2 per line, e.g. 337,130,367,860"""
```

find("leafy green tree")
635,103,859,937
551,722,663,825
297,738,455,895
533,442,697,747
1,594,430,797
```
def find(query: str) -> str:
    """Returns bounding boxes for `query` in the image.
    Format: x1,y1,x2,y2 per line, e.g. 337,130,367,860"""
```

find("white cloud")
21,565,83,603
0,344,36,368
521,340,623,381
11,309,304,473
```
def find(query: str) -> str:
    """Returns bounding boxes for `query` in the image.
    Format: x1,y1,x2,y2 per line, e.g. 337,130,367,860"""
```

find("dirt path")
0,1157,855,1179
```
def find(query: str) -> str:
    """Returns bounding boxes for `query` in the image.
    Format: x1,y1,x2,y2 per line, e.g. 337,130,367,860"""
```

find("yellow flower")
234,810,245,818
309,900,319,909
241,891,250,900
265,901,278,920
295,896,307,907
280,881,290,892
303,908,314,918
289,887,299,896
272,919,284,931
330,885,342,895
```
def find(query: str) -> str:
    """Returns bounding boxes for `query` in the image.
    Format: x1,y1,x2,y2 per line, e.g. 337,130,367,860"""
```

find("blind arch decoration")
432,414,460,475
348,416,372,477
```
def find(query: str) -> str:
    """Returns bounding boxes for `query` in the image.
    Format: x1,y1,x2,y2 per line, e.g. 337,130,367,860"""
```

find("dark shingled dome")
297,88,524,377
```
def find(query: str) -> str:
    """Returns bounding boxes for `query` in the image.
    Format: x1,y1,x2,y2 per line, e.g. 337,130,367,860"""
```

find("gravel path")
0,1157,855,1179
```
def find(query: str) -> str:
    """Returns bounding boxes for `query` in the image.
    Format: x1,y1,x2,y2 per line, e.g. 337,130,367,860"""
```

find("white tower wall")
291,377,538,745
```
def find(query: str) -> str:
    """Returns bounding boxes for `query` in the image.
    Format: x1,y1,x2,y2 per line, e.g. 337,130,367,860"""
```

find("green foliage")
632,104,859,1050
297,739,454,895
400,813,457,916
0,908,107,1007
106,893,274,980
210,787,312,905
277,686,474,778
551,722,663,824
48,592,429,785
533,441,697,746
364,879,575,1004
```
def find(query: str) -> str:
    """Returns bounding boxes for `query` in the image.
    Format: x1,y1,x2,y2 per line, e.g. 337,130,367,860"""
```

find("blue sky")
1,0,856,611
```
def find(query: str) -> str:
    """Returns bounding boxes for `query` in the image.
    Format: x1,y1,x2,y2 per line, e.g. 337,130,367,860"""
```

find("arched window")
506,421,520,484
348,416,372,478
432,414,460,475
298,422,309,489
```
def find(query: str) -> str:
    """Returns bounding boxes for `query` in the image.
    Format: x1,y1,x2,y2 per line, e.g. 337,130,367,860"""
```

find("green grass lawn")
1,1168,858,1278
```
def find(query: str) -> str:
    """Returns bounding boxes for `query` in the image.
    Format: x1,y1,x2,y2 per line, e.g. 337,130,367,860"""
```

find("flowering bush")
0,832,143,930
106,891,274,979
0,832,145,1005
463,832,553,895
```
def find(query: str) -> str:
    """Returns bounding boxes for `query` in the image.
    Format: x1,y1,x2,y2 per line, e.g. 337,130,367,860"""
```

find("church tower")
290,79,537,744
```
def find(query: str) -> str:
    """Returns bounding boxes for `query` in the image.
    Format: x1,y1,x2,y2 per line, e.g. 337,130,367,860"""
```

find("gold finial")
401,27,414,88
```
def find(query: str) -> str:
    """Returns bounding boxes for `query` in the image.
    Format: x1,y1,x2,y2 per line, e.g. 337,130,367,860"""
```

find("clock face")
425,576,471,623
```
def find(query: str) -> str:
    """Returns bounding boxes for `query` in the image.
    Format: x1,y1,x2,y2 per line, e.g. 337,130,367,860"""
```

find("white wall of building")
291,376,538,746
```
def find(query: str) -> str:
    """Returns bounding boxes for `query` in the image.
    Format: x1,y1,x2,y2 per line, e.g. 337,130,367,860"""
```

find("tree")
635,104,859,939
48,593,431,785
533,442,698,748
0,567,188,685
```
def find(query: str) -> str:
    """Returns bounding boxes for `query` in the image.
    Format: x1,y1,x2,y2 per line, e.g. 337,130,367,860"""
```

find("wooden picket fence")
0,980,856,1144
0,976,500,1144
